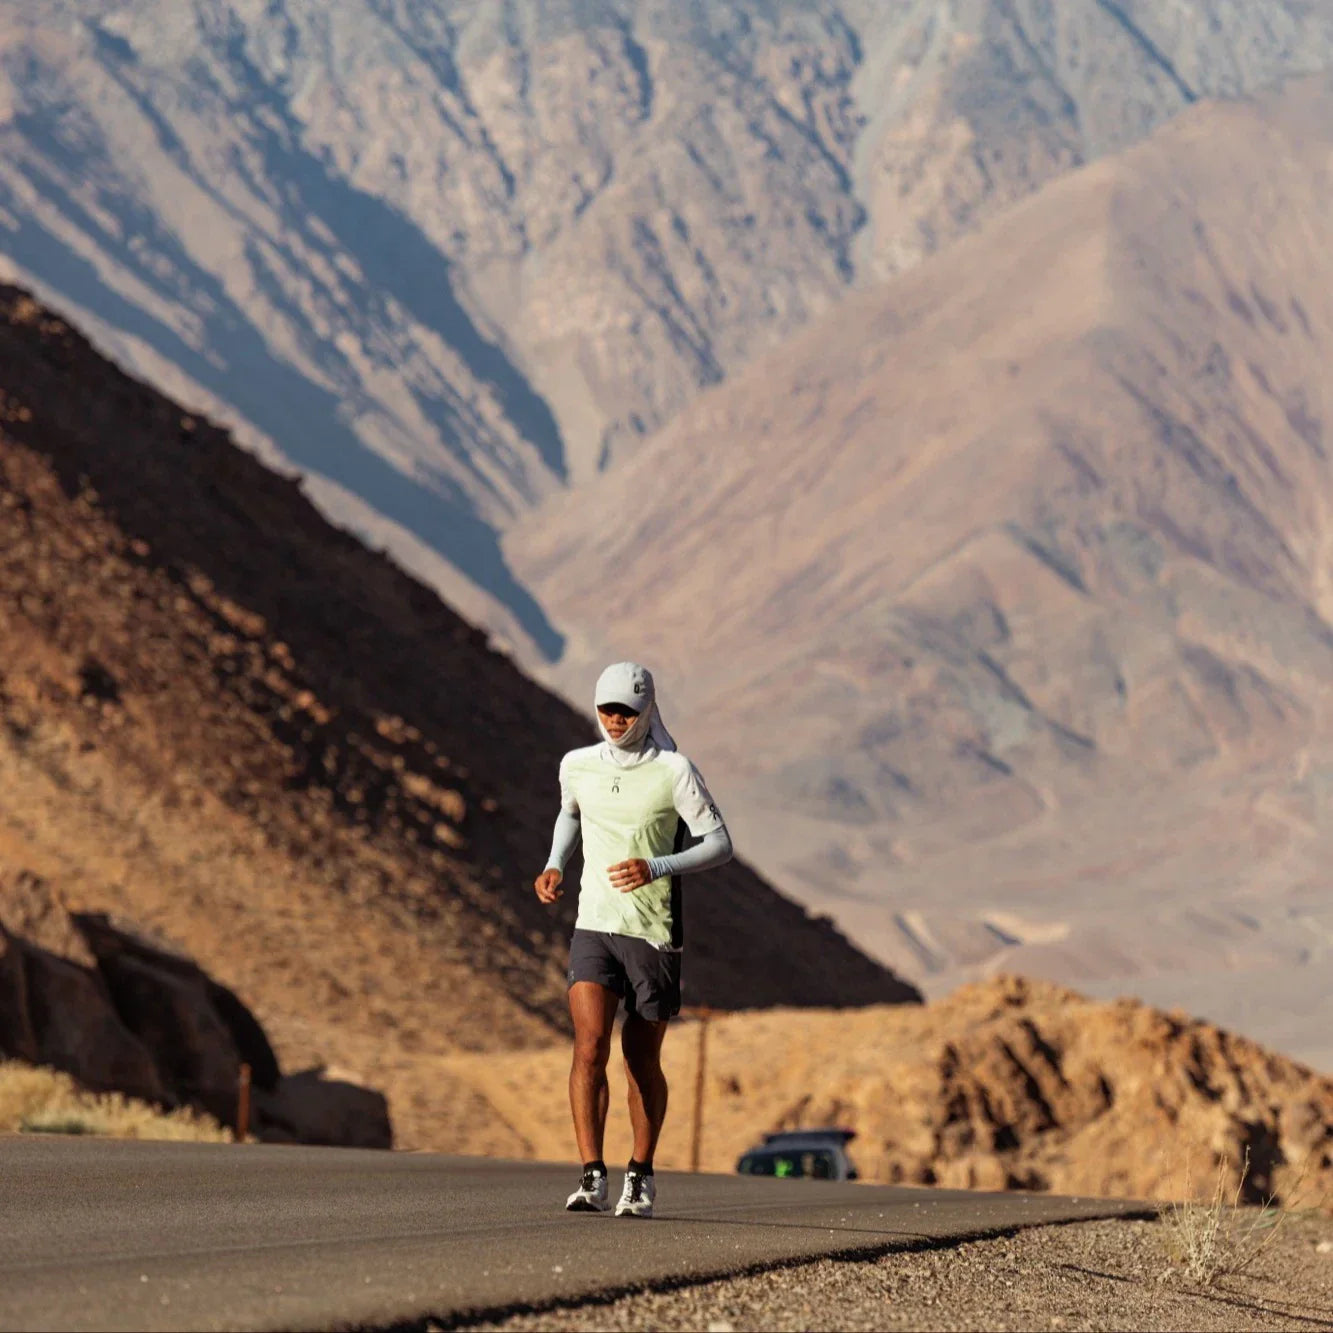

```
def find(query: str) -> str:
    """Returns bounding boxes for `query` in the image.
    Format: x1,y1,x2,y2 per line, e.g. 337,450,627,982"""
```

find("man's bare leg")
568,981,618,1164
622,1014,669,1166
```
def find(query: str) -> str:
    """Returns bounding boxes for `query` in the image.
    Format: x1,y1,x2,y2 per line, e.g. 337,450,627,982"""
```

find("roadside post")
235,1062,251,1142
682,1006,713,1172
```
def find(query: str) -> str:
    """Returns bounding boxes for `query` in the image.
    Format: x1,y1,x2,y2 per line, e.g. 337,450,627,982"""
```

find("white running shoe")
615,1169,656,1219
565,1167,609,1212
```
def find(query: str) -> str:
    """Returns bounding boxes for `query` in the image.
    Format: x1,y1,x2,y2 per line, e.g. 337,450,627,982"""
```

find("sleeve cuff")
683,815,725,839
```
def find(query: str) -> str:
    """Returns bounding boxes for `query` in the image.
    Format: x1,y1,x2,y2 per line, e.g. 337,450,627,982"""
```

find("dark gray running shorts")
567,929,682,1022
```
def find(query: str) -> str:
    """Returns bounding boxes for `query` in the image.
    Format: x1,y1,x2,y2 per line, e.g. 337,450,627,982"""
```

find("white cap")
595,661,654,712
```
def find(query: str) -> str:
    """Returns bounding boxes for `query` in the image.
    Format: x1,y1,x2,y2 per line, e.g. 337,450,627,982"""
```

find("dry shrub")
1161,1147,1321,1286
0,1060,231,1142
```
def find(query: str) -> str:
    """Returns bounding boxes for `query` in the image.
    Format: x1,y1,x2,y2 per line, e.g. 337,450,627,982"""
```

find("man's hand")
608,859,652,892
534,868,564,903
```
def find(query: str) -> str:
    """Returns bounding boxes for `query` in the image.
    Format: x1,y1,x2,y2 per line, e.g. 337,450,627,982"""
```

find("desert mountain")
0,282,918,1147
510,75,1333,1070
436,975,1333,1207
2,2,1331,650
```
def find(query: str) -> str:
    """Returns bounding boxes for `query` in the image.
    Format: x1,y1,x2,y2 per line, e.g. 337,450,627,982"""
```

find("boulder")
0,869,96,967
72,912,281,1107
0,878,391,1148
0,921,166,1103
254,1069,393,1150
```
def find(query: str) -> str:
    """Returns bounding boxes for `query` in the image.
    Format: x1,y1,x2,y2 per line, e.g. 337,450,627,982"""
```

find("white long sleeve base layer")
545,810,733,880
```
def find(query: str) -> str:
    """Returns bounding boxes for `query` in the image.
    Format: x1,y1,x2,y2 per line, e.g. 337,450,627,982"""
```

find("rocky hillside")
511,74,1333,1065
0,282,918,1147
1,2,1330,649
1,870,389,1146
436,975,1333,1206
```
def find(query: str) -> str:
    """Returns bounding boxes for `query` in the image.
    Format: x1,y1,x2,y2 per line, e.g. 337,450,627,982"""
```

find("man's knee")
624,1053,665,1090
622,1025,666,1082
573,1031,612,1071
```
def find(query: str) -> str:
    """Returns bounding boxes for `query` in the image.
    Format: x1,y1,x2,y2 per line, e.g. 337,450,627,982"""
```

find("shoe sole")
565,1199,609,1213
614,1207,653,1218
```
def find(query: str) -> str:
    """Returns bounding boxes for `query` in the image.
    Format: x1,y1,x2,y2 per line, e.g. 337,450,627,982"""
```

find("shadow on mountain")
215,33,565,481
258,143,566,485
3,106,564,658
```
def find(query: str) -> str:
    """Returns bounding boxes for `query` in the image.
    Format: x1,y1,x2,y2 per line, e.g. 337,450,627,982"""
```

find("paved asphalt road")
0,1136,1147,1332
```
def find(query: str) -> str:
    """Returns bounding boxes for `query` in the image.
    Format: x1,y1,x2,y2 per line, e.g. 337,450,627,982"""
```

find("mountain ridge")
508,73,1333,1066
4,1,1333,651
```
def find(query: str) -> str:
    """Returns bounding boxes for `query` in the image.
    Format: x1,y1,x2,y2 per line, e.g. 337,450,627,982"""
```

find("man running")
533,662,733,1218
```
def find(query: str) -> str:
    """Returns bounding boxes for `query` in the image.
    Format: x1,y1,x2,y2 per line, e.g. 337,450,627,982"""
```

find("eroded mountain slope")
0,283,918,1145
511,76,1333,1050
3,2,1332,649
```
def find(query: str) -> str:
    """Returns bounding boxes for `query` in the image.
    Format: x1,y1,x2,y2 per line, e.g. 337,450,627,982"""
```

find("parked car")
735,1128,860,1181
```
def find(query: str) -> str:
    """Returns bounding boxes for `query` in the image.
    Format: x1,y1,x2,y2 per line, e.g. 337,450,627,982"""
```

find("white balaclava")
595,661,676,761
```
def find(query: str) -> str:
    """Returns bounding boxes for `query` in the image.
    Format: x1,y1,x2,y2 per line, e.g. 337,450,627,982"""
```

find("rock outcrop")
0,900,165,1107
431,976,1333,1205
70,910,282,1125
0,873,390,1147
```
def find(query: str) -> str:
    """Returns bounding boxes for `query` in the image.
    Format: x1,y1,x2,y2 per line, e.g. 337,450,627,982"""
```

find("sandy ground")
444,1212,1333,1333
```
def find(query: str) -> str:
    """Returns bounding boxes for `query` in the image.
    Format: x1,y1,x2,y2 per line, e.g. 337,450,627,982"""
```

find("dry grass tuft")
1160,1147,1322,1286
0,1061,231,1142
1161,1150,1243,1284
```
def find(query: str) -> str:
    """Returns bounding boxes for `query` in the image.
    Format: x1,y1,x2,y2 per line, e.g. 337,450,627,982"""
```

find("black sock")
583,1159,606,1176
628,1157,654,1176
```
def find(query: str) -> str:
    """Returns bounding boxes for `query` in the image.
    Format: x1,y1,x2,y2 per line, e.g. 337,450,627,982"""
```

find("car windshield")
738,1148,838,1179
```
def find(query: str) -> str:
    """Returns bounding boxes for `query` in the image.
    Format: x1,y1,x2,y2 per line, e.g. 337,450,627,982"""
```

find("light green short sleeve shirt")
558,745,724,949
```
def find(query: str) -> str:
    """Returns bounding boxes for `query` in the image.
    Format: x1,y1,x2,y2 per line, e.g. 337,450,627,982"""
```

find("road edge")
350,1205,1160,1333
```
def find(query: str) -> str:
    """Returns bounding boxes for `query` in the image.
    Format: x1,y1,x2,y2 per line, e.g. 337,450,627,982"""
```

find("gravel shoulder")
448,1212,1333,1333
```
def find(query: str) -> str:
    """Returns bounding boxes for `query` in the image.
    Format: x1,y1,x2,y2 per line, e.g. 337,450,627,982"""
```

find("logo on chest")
611,777,621,794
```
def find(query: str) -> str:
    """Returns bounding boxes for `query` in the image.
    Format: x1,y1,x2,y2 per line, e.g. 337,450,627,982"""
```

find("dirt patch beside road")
455,1213,1333,1333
